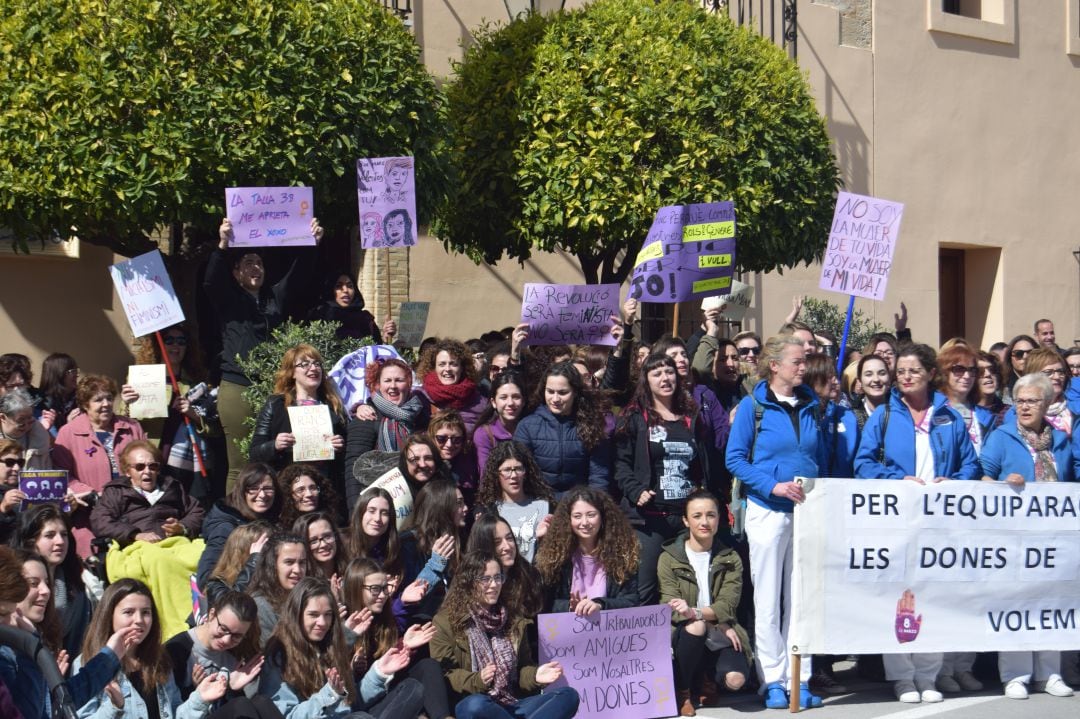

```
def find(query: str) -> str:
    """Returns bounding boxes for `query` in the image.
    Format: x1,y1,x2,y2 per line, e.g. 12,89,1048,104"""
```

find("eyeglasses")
978,366,996,377
875,349,897,359
162,336,188,346
129,462,160,473
1014,398,1043,408
434,434,464,447
1011,349,1032,359
499,466,525,477
948,365,977,378
64,368,79,376
1,457,26,469
477,574,505,587
246,485,275,496
1041,368,1066,378
364,584,390,596
895,368,925,378
212,616,244,640
308,533,336,547
293,485,320,496
294,360,322,370
737,346,760,356
1069,363,1080,374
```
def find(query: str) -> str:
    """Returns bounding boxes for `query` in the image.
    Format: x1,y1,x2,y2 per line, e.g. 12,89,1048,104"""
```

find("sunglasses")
2,457,26,469
162,336,188,346
129,462,160,472
737,346,760,356
1011,349,1032,359
948,365,977,377
434,434,464,447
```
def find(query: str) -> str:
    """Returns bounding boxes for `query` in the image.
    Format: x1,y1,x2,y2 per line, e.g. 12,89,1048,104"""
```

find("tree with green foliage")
437,0,840,284
0,0,446,257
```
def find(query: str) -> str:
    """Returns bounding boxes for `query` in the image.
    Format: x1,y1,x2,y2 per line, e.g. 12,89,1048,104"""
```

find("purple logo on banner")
537,605,675,719
356,157,418,249
20,470,70,511
630,202,737,303
520,283,621,346
329,345,403,412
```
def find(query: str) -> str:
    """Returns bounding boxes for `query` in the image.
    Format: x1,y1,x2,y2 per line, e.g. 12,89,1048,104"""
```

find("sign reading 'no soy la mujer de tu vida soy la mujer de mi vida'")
109,250,186,338
225,186,315,248
818,191,904,302
629,201,737,303
520,283,622,347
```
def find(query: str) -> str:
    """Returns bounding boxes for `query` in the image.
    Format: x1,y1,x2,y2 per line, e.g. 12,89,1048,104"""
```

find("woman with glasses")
1064,348,1080,379
431,551,579,719
0,387,53,470
855,343,979,705
1001,334,1038,404
277,464,338,528
417,339,488,434
0,438,27,543
471,372,528,477
975,351,1008,427
732,331,763,399
864,334,899,373
427,411,478,507
935,343,996,457
38,352,80,436
293,511,349,583
466,511,545,619
1022,348,1073,436
474,442,552,564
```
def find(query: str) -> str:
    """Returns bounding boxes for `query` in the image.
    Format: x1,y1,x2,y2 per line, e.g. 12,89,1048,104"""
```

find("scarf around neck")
370,390,426,451
1018,421,1058,482
466,605,518,705
422,373,479,410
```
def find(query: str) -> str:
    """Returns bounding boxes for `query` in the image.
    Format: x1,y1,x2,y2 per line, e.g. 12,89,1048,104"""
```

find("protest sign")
629,202,737,303
537,605,675,719
718,279,755,320
287,405,335,462
791,478,1080,654
110,250,186,337
225,186,315,247
818,191,904,301
20,470,69,511
356,157,418,248
369,467,414,531
396,302,430,347
127,365,168,420
329,345,403,412
520,283,621,346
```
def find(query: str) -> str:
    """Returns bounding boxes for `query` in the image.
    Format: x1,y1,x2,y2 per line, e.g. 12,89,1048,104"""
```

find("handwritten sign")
127,365,168,420
818,191,904,301
110,250,186,337
356,157,418,248
20,470,69,511
520,283,621,346
396,302,430,348
538,605,675,719
719,279,755,320
225,186,315,247
368,468,414,531
329,345,403,412
630,202,737,303
287,405,334,462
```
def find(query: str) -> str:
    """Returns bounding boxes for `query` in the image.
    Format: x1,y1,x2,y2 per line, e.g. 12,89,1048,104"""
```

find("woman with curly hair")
427,410,479,506
471,372,528,475
258,577,423,719
249,344,347,496
534,486,639,615
247,534,310,648
278,463,339,528
399,479,468,624
293,511,349,583
474,441,553,563
430,551,579,719
513,362,612,496
466,512,544,619
417,339,488,433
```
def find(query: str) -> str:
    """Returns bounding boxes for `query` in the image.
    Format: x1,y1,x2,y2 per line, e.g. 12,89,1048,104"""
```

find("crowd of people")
0,226,1077,718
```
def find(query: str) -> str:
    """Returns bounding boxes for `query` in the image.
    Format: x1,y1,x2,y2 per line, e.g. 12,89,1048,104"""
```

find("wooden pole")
672,303,681,338
385,247,392,324
154,331,207,477
788,654,802,712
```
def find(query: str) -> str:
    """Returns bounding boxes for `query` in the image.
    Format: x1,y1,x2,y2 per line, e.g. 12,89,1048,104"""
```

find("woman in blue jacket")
854,343,979,706
981,372,1076,701
513,362,611,496
725,334,823,710
803,354,858,477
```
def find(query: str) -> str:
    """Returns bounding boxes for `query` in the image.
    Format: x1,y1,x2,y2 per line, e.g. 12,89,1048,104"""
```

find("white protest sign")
818,191,904,301
396,302,430,347
718,279,754,320
127,365,168,419
791,478,1080,654
368,467,414,531
287,405,335,462
226,186,315,247
110,250,186,337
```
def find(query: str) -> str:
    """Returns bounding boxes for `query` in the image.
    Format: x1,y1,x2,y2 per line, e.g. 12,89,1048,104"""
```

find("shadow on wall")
2,242,133,378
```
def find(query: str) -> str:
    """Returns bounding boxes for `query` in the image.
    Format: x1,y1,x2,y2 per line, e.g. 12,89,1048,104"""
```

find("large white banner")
791,478,1080,654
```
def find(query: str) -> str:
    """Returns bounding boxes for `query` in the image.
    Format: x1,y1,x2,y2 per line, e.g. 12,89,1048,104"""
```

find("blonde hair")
757,334,804,381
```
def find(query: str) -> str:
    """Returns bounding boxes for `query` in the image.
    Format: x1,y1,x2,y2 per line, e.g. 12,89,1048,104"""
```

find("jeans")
455,687,580,719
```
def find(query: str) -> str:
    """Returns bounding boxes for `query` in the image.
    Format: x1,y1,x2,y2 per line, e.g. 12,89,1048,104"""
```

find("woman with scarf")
417,339,488,434
1021,347,1073,436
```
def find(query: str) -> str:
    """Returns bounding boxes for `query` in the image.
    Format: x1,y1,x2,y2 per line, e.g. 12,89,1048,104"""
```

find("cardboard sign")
630,202,737,303
110,250,186,337
537,605,676,719
718,279,755,320
329,345,403,412
356,157,418,248
520,283,621,346
127,365,169,420
396,302,430,347
818,191,904,301
368,467,414,531
287,405,335,462
20,470,69,511
226,186,315,247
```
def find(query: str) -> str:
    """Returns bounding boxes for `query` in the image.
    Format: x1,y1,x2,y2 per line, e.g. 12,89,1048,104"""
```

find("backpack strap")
877,402,891,464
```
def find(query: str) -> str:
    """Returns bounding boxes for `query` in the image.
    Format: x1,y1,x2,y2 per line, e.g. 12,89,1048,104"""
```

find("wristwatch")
693,608,703,621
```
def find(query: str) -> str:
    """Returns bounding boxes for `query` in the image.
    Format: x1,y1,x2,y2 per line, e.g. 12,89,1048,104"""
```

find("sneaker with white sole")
956,671,983,692
894,681,920,703
936,674,961,693
1004,679,1029,700
1043,676,1075,697
915,680,943,703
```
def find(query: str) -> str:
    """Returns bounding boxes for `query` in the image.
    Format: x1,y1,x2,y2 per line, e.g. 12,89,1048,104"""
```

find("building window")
928,0,1015,44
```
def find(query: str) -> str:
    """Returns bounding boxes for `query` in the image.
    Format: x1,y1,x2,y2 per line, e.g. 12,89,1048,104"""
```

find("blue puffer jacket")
513,405,611,496
725,381,822,513
980,419,1076,482
854,389,980,480
818,400,859,477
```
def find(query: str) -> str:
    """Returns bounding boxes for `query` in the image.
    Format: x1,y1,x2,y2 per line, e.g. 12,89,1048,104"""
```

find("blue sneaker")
799,682,823,709
764,682,789,709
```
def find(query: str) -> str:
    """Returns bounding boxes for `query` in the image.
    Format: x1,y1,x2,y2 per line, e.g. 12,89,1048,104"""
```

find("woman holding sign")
979,373,1075,700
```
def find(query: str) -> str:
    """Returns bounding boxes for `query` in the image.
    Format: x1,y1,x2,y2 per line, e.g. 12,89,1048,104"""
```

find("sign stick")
154,331,207,478
836,295,855,374
789,653,801,712
673,303,681,338
385,247,391,322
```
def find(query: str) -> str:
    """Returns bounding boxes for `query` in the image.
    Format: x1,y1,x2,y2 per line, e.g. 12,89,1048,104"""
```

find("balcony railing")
702,0,798,58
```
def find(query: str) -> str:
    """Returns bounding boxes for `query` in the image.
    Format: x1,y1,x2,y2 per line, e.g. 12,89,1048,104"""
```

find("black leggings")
673,624,751,690
207,696,284,719
402,656,450,719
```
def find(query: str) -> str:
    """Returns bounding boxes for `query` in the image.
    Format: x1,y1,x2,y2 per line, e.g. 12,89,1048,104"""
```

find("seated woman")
258,577,423,719
534,486,639,615
417,339,488,434
980,372,1075,700
427,411,479,505
277,463,339,528
399,479,468,623
471,372,529,475
659,490,752,717
473,441,553,563
293,511,349,583
9,549,65,667
466,512,544,619
248,534,310,648
347,488,403,580
430,551,579,719
201,520,271,609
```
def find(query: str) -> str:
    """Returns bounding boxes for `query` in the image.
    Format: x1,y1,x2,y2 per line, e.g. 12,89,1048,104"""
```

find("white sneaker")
1044,676,1075,697
956,671,983,691
915,680,943,703
894,681,920,703
1004,679,1029,700
936,674,961,693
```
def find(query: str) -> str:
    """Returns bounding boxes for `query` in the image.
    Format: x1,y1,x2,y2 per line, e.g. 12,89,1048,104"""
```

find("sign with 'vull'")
110,250,186,337
520,283,621,346
226,186,315,247
818,191,904,301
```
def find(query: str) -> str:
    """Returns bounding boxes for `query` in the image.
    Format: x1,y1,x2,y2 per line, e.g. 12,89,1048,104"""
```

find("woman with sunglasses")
0,438,27,544
1001,335,1038,404
427,411,478,506
1022,348,1073,436
471,372,528,477
975,351,1008,427
935,343,996,457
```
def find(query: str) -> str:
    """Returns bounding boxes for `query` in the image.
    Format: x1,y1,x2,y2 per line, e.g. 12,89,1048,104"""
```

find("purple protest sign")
225,187,315,247
630,202,737,303
520,283,621,346
537,605,675,719
818,191,904,301
19,469,69,511
356,157,418,248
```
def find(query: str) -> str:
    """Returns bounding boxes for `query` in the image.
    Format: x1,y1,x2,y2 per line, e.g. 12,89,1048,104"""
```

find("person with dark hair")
396,433,451,503
398,479,468,623
693,335,746,412
975,350,1008,427
865,333,899,373
513,362,611,496
1034,318,1059,350
0,355,31,397
427,411,478,505
306,272,392,343
466,512,544,619
417,339,489,433
1001,334,1038,404
205,216,323,495
851,354,892,430
471,373,527,476
380,208,414,248
203,521,272,608
465,340,488,376
248,535,310,648
10,549,64,662
474,441,553,564
431,551,579,719
37,352,79,436
293,511,349,583
1064,347,1080,378
277,463,338,528
478,341,512,397
0,438,26,544
347,488,403,579
802,354,858,477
